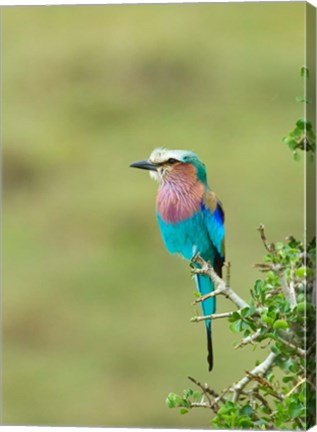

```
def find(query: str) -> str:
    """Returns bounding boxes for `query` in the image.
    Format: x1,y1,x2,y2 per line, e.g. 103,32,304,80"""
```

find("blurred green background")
3,2,306,427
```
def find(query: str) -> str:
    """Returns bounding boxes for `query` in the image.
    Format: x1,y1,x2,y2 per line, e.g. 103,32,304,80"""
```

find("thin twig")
285,377,306,398
234,329,262,349
257,224,276,254
278,336,306,357
189,402,212,409
253,263,275,271
188,376,219,412
214,386,231,405
188,376,219,398
192,287,222,304
191,311,233,323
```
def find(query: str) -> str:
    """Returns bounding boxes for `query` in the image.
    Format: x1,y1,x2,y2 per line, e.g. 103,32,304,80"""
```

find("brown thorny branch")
187,224,306,415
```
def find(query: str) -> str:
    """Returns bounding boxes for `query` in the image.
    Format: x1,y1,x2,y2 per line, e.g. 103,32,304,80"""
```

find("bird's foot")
191,253,206,269
190,253,200,270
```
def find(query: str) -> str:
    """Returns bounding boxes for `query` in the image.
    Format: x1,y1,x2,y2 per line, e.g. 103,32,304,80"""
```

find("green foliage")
300,65,309,79
166,235,316,430
166,388,202,415
211,401,258,429
283,66,316,160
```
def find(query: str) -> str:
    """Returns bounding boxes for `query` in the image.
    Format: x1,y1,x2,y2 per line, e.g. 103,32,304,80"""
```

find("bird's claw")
191,253,200,264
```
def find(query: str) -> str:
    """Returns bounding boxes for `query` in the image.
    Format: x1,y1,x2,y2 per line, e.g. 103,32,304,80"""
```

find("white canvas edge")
1,1,316,432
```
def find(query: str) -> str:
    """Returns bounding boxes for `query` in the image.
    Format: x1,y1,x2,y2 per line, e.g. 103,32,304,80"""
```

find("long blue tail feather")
195,273,215,371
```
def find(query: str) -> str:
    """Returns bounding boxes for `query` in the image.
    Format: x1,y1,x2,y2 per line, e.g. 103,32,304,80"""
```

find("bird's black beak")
129,159,158,171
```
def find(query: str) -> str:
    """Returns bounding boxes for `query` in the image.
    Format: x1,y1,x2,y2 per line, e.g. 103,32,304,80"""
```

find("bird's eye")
167,158,178,164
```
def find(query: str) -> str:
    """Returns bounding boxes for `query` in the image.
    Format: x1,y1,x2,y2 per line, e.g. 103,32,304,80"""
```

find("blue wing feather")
201,191,225,260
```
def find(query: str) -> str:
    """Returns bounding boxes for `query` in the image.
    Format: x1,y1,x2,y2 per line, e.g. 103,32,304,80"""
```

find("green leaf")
248,303,256,315
166,393,177,408
287,139,298,150
238,416,252,428
228,311,241,322
254,280,262,294
271,344,280,354
183,388,193,398
295,95,311,104
266,332,277,340
296,118,312,131
244,318,257,331
230,320,242,333
283,375,295,383
293,127,303,139
296,302,306,314
295,266,306,278
175,395,185,405
288,401,303,418
180,408,189,415
307,128,316,140
240,404,253,416
273,319,289,330
261,313,274,326
192,390,202,402
243,329,251,338
297,293,305,302
240,307,249,317
296,266,313,278
300,66,309,78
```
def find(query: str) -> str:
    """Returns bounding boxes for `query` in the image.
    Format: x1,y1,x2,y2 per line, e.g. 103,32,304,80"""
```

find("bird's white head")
130,147,206,184
148,148,192,181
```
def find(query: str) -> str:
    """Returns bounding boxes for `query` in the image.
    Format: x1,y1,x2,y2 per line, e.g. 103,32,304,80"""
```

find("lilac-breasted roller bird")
130,148,225,371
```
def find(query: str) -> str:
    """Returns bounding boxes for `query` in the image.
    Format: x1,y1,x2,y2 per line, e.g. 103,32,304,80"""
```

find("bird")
130,148,225,371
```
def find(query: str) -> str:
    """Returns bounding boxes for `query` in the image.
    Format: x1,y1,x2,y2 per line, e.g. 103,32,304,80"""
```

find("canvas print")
2,2,316,429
